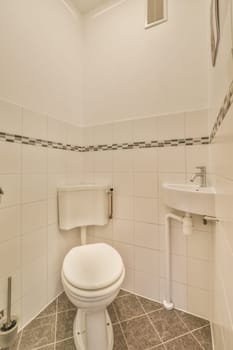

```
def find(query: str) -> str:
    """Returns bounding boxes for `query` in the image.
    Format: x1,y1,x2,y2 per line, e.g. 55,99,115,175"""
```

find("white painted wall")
208,0,233,348
84,0,209,125
0,0,84,126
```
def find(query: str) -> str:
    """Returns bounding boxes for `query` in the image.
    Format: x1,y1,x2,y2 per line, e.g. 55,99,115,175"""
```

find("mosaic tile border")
0,131,209,153
82,137,209,151
210,79,233,142
1,81,232,152
0,132,84,152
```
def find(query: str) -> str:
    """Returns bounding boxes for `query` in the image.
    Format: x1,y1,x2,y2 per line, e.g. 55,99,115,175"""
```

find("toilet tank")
58,185,112,230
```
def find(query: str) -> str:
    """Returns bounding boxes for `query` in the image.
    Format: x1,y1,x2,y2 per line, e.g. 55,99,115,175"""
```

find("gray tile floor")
6,290,213,350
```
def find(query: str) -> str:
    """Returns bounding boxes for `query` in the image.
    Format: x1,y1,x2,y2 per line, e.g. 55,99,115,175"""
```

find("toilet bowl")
61,243,125,350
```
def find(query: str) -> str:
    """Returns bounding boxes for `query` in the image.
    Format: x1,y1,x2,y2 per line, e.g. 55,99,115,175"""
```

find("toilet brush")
0,277,18,349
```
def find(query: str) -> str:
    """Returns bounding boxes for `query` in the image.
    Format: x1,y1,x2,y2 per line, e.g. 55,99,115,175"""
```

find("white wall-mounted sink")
163,184,215,216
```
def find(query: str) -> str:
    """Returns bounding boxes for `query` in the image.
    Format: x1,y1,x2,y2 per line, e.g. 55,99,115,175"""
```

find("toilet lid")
63,243,124,290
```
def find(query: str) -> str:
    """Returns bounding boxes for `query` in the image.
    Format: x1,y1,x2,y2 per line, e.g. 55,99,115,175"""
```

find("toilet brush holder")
0,317,18,349
0,277,18,349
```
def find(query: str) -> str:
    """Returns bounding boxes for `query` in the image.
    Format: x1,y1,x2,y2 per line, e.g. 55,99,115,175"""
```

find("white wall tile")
0,142,21,174
93,124,113,145
47,117,67,144
171,255,187,284
0,206,20,243
48,149,67,174
113,120,133,144
188,230,212,260
94,172,113,186
185,109,208,138
22,174,47,203
22,228,47,265
83,152,94,173
94,151,113,172
133,117,157,141
67,172,83,185
48,174,67,198
113,150,133,172
170,227,187,256
113,172,134,196
134,197,158,224
187,286,210,319
171,281,187,310
114,195,133,220
94,221,113,240
67,124,82,145
134,271,160,301
0,175,21,208
22,145,47,174
22,255,47,296
0,237,20,277
158,147,186,173
47,270,63,301
22,109,47,140
134,222,160,250
82,127,93,146
67,151,82,175
22,201,47,234
48,197,58,225
188,258,212,290
134,173,158,198
135,247,160,275
113,219,134,244
157,113,185,140
133,149,157,172
0,100,22,134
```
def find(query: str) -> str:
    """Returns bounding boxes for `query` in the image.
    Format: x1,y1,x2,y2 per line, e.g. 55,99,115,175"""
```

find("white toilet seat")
62,267,125,303
63,243,124,291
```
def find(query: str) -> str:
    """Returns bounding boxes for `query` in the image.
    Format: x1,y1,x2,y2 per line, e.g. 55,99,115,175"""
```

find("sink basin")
163,184,215,216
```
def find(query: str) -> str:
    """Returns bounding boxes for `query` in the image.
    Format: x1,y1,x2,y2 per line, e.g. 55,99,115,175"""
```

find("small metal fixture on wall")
210,0,220,66
145,0,167,29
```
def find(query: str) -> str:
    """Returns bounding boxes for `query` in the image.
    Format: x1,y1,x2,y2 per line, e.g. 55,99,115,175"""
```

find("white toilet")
58,185,125,350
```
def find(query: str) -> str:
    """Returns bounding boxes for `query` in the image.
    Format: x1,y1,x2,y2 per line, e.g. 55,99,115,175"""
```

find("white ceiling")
72,0,110,13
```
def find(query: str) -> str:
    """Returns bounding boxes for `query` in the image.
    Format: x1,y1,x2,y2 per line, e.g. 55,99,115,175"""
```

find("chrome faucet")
190,166,207,187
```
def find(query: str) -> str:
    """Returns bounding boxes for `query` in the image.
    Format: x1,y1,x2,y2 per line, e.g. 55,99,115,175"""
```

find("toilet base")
73,309,113,350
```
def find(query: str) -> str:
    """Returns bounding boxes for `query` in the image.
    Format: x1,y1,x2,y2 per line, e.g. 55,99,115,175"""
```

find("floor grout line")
117,311,146,323
16,328,23,350
32,342,55,350
112,302,130,350
174,308,192,332
55,336,74,345
174,308,205,349
162,330,194,345
191,328,207,350
136,295,165,349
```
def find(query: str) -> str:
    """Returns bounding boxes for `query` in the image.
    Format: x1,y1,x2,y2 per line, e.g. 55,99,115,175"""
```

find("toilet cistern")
190,166,207,187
